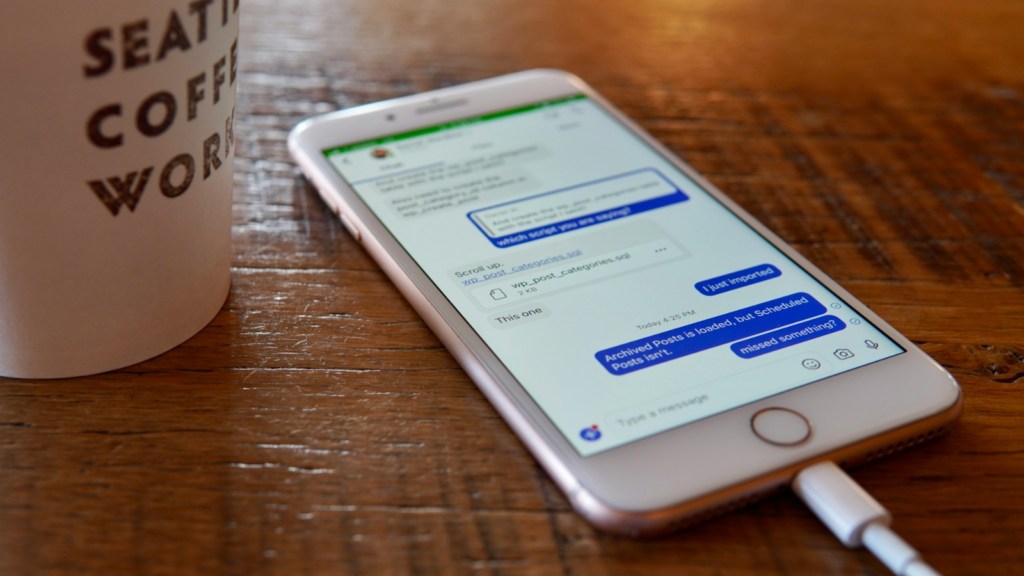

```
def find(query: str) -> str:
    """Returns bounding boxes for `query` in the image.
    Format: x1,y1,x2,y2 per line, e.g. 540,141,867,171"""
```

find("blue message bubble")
595,292,827,375
467,168,689,248
730,315,846,359
695,264,782,296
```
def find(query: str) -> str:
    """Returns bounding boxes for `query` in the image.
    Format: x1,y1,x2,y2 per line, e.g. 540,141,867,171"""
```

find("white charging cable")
792,462,942,576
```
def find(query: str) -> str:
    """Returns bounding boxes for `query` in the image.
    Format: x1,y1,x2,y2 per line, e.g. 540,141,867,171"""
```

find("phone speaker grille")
861,426,946,464
666,486,783,532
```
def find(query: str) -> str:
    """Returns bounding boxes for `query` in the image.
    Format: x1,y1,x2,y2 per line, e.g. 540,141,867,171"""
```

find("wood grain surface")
3,0,1023,574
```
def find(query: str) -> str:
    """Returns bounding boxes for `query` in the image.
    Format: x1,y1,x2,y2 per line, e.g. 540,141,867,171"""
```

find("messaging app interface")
324,95,903,456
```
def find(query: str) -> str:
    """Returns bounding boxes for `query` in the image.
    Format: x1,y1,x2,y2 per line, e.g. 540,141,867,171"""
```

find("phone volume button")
339,212,361,242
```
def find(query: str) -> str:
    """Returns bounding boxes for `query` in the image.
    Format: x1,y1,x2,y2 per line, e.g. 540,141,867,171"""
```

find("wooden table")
3,0,1022,574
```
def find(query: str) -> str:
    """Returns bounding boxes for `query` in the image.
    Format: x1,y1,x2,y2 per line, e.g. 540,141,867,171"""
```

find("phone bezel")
288,69,961,532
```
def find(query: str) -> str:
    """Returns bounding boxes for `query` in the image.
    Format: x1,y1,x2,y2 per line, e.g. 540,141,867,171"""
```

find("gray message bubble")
488,303,552,329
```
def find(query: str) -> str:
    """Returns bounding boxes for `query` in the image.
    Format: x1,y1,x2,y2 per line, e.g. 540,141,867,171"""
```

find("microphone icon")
864,340,879,349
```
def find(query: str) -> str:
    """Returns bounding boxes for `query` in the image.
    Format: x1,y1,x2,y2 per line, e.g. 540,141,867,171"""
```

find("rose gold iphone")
288,70,961,536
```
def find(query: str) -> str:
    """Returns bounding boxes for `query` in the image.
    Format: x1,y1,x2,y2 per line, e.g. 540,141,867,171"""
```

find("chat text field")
605,352,834,433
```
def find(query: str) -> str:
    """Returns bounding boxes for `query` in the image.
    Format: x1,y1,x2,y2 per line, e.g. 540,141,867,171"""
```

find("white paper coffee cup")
0,1,240,378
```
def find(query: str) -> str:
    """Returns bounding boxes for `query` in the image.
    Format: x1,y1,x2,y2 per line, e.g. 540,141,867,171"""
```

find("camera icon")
833,348,855,360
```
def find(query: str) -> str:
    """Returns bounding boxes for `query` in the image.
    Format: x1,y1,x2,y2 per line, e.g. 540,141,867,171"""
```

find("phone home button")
751,408,811,447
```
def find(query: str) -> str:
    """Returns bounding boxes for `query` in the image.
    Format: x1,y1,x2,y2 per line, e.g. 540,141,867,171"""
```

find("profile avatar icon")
580,424,602,441
370,147,393,159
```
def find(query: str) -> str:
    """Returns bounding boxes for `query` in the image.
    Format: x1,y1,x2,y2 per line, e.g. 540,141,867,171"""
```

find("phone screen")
322,94,903,456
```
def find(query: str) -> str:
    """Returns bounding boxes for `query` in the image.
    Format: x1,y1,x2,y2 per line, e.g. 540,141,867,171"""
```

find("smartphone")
288,70,961,536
